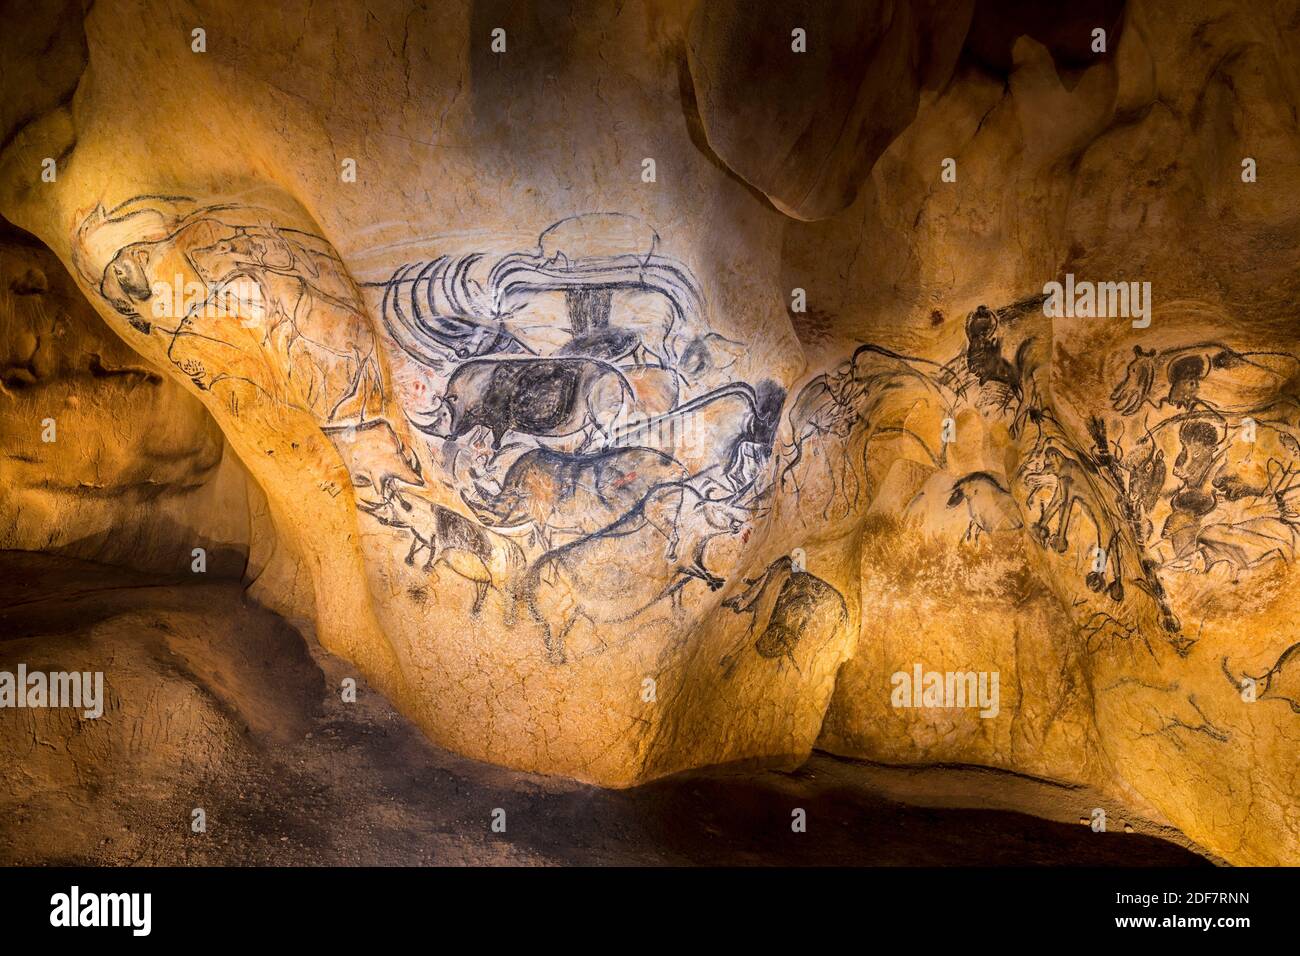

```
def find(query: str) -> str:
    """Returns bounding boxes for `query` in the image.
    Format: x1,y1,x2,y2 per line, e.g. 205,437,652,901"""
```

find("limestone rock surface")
0,222,260,575
0,0,1296,866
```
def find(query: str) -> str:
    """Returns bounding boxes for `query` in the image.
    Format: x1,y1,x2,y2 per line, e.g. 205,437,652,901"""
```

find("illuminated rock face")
0,225,260,576
0,0,1296,864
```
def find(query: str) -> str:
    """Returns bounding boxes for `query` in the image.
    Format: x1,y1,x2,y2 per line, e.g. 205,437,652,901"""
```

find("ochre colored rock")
0,223,260,576
0,0,1296,865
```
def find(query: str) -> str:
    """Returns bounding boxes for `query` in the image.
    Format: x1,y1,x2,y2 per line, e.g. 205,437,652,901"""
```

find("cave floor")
0,552,1209,866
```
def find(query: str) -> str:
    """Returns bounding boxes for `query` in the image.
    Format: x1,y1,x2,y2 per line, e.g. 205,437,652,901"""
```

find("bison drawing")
720,555,848,674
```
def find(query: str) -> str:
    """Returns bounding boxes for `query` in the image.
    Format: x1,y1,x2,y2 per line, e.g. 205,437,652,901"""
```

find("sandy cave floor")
0,552,1209,866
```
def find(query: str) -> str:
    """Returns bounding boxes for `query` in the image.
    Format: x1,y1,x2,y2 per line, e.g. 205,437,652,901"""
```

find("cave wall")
0,0,1295,865
0,222,264,577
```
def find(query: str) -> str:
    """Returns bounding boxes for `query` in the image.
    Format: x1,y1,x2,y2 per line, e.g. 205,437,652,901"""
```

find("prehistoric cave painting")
331,418,425,496
359,486,526,616
76,197,1300,673
72,196,526,615
778,299,1183,647
781,341,957,519
1008,334,1300,643
719,555,848,674
74,197,387,426
937,300,1043,418
1109,342,1300,419
377,213,721,372
945,472,1023,543
459,444,688,550
520,480,750,663
777,294,1300,662
1222,642,1300,714
1021,441,1131,602
1102,340,1300,586
413,354,638,452
76,201,790,656
372,215,781,516
350,214,790,658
